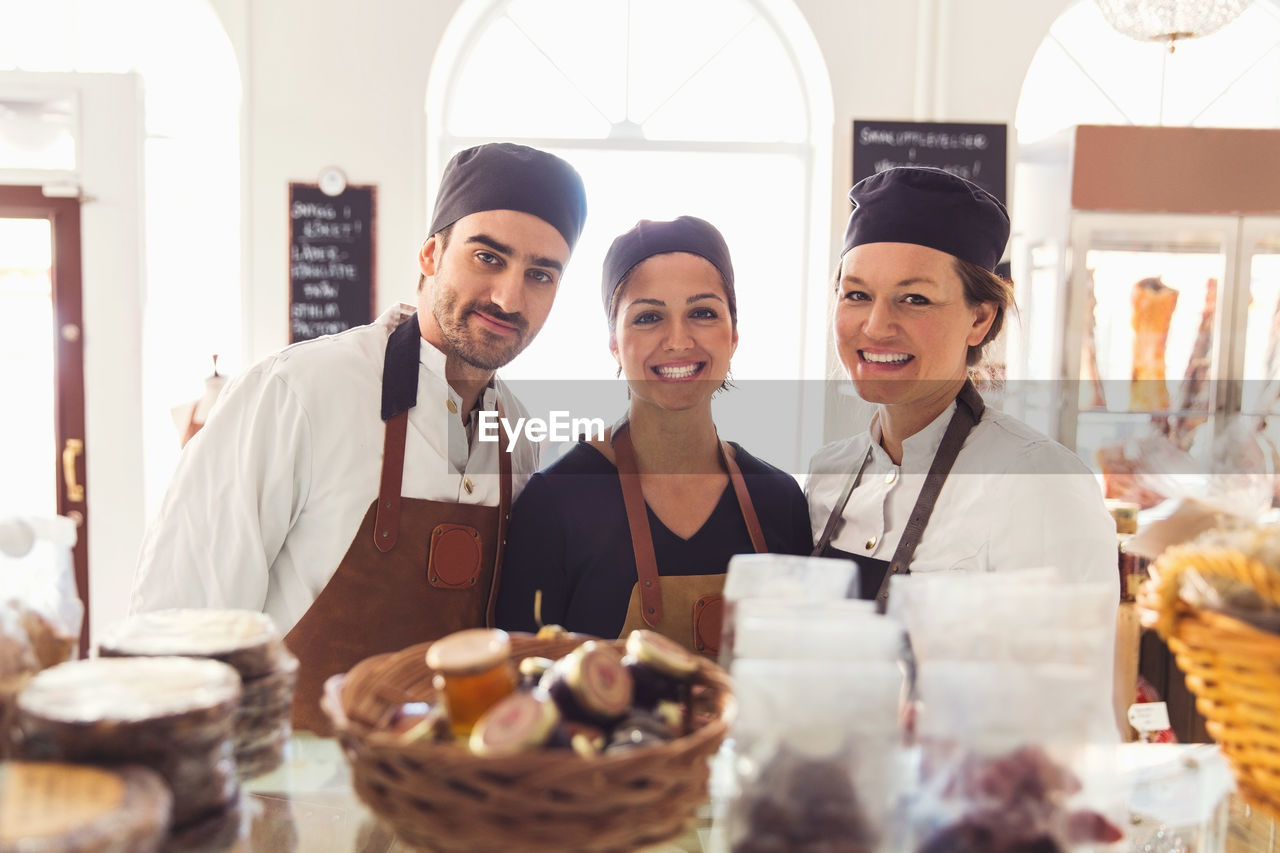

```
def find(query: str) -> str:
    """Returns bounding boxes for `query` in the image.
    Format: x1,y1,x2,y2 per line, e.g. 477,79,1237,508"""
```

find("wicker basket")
1143,543,1280,819
323,633,734,853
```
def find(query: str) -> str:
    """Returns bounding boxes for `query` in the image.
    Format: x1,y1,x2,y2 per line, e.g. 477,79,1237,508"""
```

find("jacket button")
446,399,458,414
884,470,898,485
865,536,878,550
463,477,474,495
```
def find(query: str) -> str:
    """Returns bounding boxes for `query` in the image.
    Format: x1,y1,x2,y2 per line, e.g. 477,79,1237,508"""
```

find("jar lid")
425,628,511,675
625,629,699,678
469,691,560,756
565,642,633,718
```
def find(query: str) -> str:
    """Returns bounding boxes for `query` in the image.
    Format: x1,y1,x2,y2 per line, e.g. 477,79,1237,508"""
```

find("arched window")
1009,0,1280,454
0,0,241,516
427,0,832,470
1018,0,1280,142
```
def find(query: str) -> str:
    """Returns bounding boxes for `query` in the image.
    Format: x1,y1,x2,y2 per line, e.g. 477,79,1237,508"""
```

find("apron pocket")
427,523,483,589
693,594,724,656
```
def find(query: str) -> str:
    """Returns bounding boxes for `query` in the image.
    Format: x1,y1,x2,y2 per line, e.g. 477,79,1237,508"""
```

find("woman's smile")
858,349,914,367
651,360,706,380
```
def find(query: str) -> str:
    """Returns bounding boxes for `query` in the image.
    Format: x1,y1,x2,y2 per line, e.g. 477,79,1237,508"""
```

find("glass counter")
227,736,1280,853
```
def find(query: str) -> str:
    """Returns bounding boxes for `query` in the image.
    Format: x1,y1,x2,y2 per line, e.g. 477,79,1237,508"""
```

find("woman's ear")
967,301,998,347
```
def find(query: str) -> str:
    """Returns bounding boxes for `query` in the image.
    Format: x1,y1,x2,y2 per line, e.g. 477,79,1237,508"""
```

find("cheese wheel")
237,652,298,714
17,658,241,756
233,733,289,781
16,658,240,829
163,796,243,853
0,762,170,853
156,740,239,826
98,610,285,680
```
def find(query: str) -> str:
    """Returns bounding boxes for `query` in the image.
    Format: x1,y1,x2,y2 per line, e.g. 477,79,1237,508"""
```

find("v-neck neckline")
580,439,735,543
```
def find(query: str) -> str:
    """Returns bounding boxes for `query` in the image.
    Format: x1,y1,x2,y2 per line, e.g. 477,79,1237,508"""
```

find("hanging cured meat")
1130,277,1179,412
1169,278,1217,449
1080,270,1108,410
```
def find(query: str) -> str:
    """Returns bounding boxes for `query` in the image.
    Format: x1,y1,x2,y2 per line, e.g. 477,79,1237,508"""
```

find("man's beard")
433,289,530,371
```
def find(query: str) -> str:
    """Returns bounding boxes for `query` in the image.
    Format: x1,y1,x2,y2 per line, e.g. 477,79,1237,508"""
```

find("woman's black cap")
602,216,734,315
842,166,1009,272
429,143,588,250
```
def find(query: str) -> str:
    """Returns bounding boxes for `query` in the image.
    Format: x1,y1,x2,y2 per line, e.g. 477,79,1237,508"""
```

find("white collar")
868,400,959,469
417,334,499,412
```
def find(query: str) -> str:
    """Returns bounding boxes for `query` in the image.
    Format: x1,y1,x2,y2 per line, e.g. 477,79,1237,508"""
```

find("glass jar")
425,628,517,737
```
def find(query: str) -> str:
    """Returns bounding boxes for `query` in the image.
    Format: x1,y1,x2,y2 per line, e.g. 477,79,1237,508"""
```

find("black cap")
429,142,588,250
842,167,1009,272
601,216,734,315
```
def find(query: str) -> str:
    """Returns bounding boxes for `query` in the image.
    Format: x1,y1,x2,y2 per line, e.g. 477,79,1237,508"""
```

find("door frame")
0,185,88,655
0,71,145,651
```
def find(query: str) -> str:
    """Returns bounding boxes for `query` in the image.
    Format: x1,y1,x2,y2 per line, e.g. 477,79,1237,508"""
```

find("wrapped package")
889,570,1118,744
910,662,1125,853
719,554,857,670
1,515,81,758
0,515,81,665
726,659,906,853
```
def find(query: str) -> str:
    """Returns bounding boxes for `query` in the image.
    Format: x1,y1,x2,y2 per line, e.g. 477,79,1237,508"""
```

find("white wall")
205,0,1071,367
71,0,1074,630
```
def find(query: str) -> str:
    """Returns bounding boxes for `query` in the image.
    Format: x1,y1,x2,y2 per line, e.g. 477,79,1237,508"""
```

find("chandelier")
1095,0,1255,50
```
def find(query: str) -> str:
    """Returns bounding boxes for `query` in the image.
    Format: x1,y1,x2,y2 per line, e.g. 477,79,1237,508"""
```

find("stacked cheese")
0,762,171,853
98,609,298,780
15,657,243,853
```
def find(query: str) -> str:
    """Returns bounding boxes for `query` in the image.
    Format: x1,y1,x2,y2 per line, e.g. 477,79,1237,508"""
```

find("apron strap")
872,379,985,610
373,396,512,559
811,445,873,558
613,422,768,628
811,379,986,610
721,441,768,553
613,423,664,627
374,411,409,552
485,409,513,627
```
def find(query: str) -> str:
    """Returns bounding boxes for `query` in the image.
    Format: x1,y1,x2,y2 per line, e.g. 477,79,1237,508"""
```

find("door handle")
62,438,84,502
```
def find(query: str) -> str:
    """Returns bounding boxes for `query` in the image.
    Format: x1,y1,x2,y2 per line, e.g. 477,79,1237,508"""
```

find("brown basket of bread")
323,629,734,853
1142,526,1280,819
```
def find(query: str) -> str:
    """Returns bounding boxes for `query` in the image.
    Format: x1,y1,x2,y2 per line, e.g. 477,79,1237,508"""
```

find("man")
131,143,588,731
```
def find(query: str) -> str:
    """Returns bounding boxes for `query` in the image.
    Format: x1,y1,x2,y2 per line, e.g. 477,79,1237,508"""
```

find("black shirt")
495,441,814,638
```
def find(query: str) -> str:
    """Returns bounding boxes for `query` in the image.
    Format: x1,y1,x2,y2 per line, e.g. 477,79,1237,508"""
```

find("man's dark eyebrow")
465,233,564,274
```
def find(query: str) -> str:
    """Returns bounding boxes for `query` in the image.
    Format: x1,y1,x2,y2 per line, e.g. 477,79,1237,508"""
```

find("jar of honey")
425,628,517,737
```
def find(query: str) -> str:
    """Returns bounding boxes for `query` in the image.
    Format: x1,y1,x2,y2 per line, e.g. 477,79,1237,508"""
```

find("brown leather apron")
613,422,767,657
284,315,512,734
812,379,985,612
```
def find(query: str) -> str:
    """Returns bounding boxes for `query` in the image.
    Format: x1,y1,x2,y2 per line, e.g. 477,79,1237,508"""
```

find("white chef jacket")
806,400,1119,593
130,304,542,633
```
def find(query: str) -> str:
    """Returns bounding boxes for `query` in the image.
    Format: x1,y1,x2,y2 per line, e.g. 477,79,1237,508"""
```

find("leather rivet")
647,608,655,615
644,580,652,588
430,575,437,582
696,600,703,608
469,578,476,585
384,501,391,509
381,530,389,538
472,531,478,538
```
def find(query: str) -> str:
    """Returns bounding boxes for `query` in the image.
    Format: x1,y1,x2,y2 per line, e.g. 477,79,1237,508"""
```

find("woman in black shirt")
495,216,812,654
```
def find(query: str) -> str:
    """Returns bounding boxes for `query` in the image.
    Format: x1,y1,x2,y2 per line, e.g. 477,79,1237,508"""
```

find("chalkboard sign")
288,182,376,342
852,121,1007,203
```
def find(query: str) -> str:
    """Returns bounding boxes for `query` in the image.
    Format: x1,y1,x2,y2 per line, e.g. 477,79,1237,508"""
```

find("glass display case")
1009,126,1280,509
